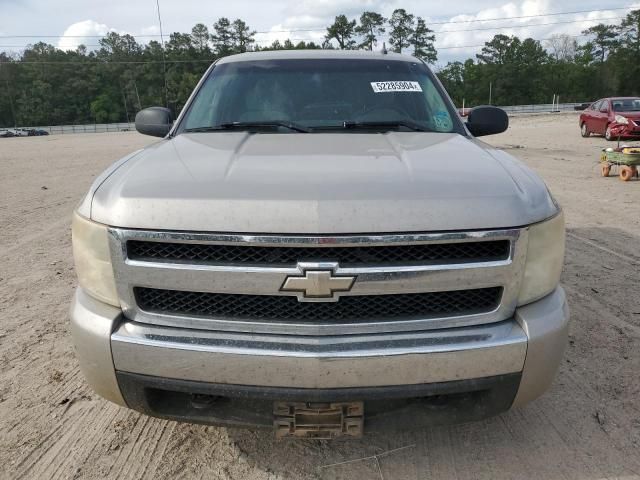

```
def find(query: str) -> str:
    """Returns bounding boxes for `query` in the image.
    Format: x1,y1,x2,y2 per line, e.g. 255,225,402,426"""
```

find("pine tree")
355,12,386,51
325,15,357,50
191,24,210,53
231,19,256,53
389,9,414,53
212,18,234,56
411,17,437,63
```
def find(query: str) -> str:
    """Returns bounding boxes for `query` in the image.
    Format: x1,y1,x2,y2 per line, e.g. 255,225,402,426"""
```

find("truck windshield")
179,58,461,134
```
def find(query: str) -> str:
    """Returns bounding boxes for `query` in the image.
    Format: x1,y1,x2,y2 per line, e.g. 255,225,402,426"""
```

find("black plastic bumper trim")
116,371,521,432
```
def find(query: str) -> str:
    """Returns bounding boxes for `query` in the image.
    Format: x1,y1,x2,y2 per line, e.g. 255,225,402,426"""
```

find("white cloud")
140,25,160,36
422,0,636,65
2,0,634,59
256,0,393,47
260,0,636,60
256,15,327,46
57,20,111,50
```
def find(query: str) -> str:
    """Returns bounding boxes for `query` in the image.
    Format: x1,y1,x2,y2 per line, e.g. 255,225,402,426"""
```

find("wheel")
600,164,611,177
581,123,590,138
620,165,634,181
605,124,614,141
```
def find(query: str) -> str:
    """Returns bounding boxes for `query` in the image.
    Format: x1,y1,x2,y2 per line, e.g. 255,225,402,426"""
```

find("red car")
580,97,640,141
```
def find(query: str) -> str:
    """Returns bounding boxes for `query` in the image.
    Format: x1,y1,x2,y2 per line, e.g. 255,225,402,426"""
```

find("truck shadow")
224,226,640,480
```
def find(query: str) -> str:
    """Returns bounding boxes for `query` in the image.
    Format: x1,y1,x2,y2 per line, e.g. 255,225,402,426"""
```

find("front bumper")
70,287,569,428
612,122,640,137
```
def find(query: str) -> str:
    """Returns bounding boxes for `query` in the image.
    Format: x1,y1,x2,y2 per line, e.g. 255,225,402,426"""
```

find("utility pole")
122,88,130,124
156,0,169,109
2,63,18,127
489,82,492,105
133,79,142,111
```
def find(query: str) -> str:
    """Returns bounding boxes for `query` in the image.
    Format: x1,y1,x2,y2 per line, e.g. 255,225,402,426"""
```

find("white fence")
3,103,588,136
1,122,134,136
499,102,584,114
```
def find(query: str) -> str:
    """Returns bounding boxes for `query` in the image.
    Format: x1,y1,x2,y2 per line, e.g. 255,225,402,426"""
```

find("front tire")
605,124,614,141
581,123,590,138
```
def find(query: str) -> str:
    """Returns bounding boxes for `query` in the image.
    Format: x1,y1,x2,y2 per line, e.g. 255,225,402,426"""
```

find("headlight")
615,115,629,125
72,212,119,306
518,211,565,306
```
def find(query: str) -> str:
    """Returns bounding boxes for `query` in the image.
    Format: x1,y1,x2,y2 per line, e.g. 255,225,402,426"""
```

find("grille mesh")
134,287,502,323
127,240,510,266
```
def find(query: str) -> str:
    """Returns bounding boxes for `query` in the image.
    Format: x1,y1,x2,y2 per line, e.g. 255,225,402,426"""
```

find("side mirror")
135,107,174,137
466,106,508,137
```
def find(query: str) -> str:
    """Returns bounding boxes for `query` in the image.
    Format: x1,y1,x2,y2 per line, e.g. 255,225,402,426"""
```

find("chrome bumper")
70,287,568,408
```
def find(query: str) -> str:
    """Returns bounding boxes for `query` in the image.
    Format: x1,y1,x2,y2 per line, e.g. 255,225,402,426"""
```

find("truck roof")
216,49,420,64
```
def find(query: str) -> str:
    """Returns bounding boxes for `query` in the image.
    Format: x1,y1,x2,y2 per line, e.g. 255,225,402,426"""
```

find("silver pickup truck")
71,50,568,439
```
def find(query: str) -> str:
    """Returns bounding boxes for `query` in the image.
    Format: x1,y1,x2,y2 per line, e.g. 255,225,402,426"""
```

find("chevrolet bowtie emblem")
281,266,356,302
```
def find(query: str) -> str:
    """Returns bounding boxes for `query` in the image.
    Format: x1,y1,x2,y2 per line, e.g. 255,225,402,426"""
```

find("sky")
1,0,638,65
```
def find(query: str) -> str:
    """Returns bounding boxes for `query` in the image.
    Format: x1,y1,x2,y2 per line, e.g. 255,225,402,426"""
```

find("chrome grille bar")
108,228,527,336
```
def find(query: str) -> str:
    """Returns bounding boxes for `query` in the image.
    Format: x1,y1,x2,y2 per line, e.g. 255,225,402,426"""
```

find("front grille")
134,287,503,323
127,240,510,266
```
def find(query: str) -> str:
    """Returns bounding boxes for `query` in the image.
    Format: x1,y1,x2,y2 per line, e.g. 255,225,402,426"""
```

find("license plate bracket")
274,401,364,439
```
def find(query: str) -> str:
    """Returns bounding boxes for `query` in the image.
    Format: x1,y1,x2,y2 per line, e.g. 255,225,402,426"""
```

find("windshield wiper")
340,120,429,132
184,121,310,133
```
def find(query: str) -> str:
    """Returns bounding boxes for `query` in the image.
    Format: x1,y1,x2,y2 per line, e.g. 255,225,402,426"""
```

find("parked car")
70,50,568,438
27,128,50,136
573,102,592,111
580,97,640,140
12,128,30,137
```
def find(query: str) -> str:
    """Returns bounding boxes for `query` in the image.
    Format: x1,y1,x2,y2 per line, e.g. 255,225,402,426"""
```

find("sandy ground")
1,114,639,480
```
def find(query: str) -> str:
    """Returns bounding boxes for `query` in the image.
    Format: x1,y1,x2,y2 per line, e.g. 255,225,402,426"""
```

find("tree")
191,23,210,52
410,17,436,63
97,32,141,57
612,10,640,95
166,33,194,54
437,61,466,104
619,9,640,52
389,9,414,53
325,15,357,49
581,24,618,63
295,41,321,50
212,17,234,56
231,19,256,53
476,34,514,64
355,12,386,51
2,13,639,128
545,34,577,62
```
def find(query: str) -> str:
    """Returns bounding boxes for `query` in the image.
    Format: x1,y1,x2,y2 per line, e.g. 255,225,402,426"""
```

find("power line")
436,33,587,50
424,5,633,26
434,15,625,34
155,0,169,108
0,5,635,40
0,59,215,65
0,32,590,63
0,15,627,50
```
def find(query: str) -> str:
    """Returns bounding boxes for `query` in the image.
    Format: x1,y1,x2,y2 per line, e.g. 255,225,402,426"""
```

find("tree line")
0,9,639,128
439,10,640,107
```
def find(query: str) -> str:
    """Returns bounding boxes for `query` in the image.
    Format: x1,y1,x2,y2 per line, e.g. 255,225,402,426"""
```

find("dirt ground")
1,113,639,480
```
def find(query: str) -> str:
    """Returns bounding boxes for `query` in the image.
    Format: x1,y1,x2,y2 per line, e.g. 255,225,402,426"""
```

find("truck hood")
90,132,557,233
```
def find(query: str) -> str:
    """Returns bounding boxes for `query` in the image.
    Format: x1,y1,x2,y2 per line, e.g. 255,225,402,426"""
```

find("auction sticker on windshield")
371,81,423,93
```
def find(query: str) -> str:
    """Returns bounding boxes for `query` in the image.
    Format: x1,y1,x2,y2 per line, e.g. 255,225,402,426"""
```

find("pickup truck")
71,50,568,439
